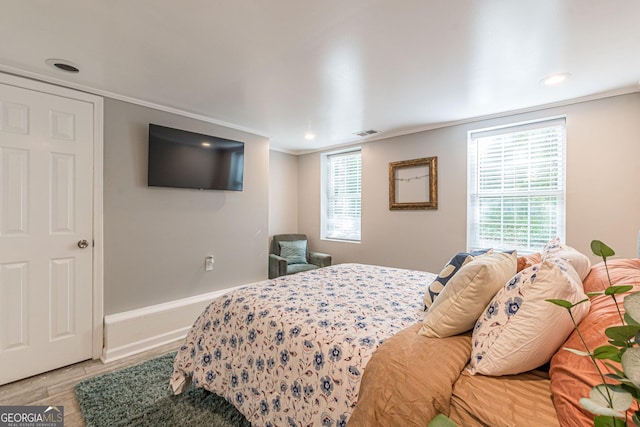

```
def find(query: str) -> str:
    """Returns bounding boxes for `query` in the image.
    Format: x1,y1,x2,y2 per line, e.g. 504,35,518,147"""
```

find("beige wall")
268,150,299,236
298,93,640,273
104,99,270,315
102,93,640,314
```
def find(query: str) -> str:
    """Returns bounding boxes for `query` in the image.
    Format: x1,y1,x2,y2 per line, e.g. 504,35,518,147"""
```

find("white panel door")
0,81,94,385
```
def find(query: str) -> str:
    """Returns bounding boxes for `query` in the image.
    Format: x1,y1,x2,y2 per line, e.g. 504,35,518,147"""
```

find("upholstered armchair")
269,234,332,279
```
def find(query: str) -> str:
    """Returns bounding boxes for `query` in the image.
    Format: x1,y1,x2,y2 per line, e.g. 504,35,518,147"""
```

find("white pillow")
541,237,591,281
419,251,517,338
423,249,493,310
467,258,590,376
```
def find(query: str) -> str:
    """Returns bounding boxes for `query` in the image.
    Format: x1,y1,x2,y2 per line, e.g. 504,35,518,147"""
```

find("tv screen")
148,124,244,191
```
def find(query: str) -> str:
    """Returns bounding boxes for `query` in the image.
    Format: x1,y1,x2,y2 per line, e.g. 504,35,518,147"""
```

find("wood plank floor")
0,340,183,426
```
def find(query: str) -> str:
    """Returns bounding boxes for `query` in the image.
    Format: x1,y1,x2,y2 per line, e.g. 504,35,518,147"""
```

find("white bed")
170,263,434,427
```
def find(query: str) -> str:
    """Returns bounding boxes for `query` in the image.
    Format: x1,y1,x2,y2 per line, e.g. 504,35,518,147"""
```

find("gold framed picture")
389,156,438,210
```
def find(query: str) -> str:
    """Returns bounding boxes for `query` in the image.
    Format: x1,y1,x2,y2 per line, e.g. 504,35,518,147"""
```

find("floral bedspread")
169,263,434,427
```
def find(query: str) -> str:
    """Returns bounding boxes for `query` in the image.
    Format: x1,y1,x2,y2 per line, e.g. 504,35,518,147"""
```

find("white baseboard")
101,285,245,363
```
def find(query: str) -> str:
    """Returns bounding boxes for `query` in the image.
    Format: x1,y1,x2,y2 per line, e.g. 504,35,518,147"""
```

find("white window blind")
467,118,566,253
322,149,361,241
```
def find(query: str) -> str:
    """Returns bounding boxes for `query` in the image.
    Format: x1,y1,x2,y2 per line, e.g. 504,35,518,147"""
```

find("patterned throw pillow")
279,240,308,265
541,237,591,281
517,252,542,272
419,251,517,338
467,258,590,376
423,249,492,310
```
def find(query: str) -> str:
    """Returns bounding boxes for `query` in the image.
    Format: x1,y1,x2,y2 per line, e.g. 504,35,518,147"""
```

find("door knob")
77,240,89,249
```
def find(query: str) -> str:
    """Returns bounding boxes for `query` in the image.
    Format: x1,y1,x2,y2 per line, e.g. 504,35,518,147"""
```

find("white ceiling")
2,1,639,153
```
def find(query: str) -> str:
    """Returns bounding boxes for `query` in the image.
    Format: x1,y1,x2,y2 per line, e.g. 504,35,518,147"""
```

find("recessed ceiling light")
201,142,211,147
45,58,80,73
304,132,316,141
541,73,571,85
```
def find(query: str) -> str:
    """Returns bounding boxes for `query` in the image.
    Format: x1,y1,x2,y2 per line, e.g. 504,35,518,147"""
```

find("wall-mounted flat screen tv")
148,124,244,191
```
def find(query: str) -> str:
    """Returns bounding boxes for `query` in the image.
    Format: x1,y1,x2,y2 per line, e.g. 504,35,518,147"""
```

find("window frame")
467,117,567,253
320,147,362,243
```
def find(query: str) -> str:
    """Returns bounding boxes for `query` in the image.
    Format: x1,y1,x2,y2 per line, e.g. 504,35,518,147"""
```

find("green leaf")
606,325,640,342
594,345,622,360
581,398,624,419
588,291,604,297
428,414,458,427
624,293,640,325
604,352,622,363
604,362,625,378
605,285,635,296
620,383,640,398
564,347,591,357
546,299,574,309
580,385,633,417
591,240,616,259
609,340,628,348
622,347,640,388
632,412,640,427
604,373,625,381
604,374,638,389
626,312,640,327
594,416,628,427
574,298,591,307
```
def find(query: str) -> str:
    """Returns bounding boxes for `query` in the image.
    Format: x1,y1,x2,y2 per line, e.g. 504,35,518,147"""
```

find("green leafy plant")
548,240,640,427
428,414,459,427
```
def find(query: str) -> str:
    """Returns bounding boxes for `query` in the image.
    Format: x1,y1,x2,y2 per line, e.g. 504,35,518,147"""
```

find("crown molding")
0,64,270,140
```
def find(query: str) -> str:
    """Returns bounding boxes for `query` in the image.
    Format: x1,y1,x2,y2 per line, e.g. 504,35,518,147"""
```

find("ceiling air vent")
46,58,80,73
354,129,379,137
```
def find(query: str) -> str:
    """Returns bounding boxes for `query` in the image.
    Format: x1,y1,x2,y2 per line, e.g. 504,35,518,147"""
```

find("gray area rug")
75,352,252,427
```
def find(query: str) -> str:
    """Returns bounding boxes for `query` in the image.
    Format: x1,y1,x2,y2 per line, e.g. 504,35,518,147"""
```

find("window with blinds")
467,117,566,253
321,149,362,241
